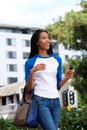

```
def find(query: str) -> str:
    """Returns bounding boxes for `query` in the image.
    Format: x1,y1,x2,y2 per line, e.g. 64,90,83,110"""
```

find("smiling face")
37,32,51,52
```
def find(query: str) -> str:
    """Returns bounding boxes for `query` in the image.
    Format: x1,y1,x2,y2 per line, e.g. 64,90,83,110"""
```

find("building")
52,40,84,63
0,24,41,86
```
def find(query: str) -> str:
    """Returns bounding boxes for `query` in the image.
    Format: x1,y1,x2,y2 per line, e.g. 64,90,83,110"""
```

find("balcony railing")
0,103,17,117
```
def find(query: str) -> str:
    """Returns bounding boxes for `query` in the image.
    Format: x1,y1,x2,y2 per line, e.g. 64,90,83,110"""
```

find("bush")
59,106,87,130
0,117,41,130
0,106,87,130
0,117,18,130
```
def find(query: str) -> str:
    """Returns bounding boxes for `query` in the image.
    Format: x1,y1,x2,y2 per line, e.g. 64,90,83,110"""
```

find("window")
52,44,58,55
64,44,70,49
76,56,80,59
23,52,29,59
22,40,30,47
7,64,17,72
65,55,69,60
6,51,16,59
72,55,81,60
28,30,35,34
7,38,16,46
7,77,18,84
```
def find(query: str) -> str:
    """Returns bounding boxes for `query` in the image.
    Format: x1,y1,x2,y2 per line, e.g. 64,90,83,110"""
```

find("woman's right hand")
30,63,46,73
26,63,46,91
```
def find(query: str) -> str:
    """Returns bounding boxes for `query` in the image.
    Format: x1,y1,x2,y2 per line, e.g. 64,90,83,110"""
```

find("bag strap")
23,86,33,101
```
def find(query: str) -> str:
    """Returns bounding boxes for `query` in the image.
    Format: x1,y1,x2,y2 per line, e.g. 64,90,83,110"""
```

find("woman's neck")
38,51,49,57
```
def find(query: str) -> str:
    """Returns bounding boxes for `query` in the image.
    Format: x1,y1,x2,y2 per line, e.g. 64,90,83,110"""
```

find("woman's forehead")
39,32,49,37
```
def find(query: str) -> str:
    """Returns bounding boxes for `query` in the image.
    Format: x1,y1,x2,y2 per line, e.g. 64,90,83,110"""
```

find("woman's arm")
26,68,35,92
25,63,46,91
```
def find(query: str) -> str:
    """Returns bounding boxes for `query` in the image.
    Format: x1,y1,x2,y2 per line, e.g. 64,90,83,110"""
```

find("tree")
46,0,87,50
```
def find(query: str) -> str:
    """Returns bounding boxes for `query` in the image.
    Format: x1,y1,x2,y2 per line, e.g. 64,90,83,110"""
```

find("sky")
0,0,82,27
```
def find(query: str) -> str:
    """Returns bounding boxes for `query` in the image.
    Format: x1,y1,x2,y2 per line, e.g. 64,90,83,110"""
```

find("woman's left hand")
59,68,74,87
65,69,74,79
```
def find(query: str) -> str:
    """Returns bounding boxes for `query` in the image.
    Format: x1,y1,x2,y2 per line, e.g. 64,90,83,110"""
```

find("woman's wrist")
65,76,70,80
30,68,35,74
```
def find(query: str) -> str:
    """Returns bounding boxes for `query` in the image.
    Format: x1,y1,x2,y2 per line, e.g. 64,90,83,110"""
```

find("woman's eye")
42,37,50,39
42,37,46,39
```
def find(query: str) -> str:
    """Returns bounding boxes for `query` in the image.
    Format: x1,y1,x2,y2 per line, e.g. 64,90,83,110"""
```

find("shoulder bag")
12,87,38,128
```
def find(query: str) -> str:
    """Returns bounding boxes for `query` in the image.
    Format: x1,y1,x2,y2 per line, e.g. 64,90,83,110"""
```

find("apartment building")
0,24,41,86
0,24,84,87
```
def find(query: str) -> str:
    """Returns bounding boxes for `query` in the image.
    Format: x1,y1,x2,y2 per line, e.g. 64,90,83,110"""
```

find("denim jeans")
34,95,61,130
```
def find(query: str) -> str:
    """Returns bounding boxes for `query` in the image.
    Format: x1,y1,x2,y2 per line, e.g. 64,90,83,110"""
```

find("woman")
25,29,74,130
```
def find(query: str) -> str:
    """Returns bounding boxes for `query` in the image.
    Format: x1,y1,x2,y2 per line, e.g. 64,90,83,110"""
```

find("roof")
0,23,43,29
0,81,24,97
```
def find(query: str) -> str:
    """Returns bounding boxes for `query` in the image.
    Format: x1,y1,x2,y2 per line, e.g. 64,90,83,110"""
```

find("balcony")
0,103,17,119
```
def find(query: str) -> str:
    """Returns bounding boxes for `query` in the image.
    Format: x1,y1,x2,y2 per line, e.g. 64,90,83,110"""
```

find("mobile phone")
69,66,73,70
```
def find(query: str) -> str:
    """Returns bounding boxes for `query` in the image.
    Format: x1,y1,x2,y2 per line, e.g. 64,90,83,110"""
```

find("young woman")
25,29,74,130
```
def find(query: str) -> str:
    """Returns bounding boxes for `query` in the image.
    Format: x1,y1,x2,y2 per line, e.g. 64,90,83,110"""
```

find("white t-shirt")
25,54,62,99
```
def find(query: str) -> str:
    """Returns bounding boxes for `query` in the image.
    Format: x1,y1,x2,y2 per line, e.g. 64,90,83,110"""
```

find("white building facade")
58,44,83,63
0,24,40,86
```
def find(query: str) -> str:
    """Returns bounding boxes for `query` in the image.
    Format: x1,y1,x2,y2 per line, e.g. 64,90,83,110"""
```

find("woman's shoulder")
25,55,37,66
51,54,62,62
